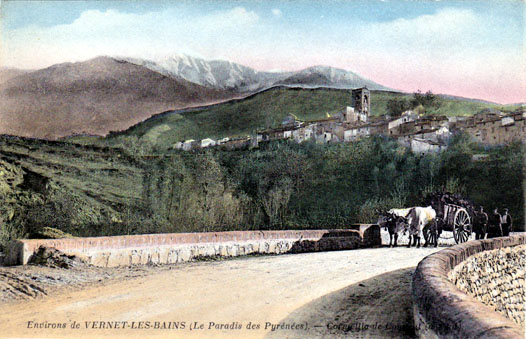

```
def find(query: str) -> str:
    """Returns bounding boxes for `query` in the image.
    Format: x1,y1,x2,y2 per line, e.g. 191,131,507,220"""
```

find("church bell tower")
351,87,370,116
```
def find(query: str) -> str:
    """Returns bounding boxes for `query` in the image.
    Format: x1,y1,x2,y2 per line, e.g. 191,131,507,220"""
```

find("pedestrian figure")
473,206,488,240
487,208,503,238
500,208,512,236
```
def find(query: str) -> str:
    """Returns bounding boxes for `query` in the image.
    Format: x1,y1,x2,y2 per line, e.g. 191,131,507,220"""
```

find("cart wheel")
453,209,472,243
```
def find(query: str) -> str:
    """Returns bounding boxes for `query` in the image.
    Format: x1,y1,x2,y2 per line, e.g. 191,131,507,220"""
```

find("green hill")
70,86,509,150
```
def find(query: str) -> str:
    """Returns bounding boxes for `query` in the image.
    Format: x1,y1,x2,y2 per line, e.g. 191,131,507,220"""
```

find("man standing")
500,208,513,236
473,206,488,240
487,208,503,238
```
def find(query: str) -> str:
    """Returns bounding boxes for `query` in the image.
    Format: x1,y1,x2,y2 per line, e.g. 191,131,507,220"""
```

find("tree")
411,90,441,113
259,178,293,228
386,97,411,116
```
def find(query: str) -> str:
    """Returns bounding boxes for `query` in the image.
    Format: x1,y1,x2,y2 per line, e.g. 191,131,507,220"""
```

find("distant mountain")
0,57,230,139
118,55,270,91
0,55,392,139
0,68,31,84
118,55,391,92
272,65,391,90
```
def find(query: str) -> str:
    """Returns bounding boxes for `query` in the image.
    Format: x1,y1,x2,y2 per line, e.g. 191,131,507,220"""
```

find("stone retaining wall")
450,245,525,326
412,234,525,339
5,225,380,267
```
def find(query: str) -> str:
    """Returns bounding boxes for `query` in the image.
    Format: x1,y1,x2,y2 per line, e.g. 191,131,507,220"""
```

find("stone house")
201,138,217,148
388,111,419,135
291,125,316,143
315,131,333,143
397,136,446,154
260,125,295,141
464,111,525,144
334,106,368,124
447,116,470,129
344,124,372,141
369,120,389,136
390,115,447,136
182,139,199,151
415,126,451,143
473,110,502,122
410,138,446,154
217,137,251,150
217,137,230,145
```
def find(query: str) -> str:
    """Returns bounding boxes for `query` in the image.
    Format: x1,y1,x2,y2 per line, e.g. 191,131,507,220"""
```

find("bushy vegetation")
387,90,444,116
1,132,522,250
0,159,44,249
386,96,412,117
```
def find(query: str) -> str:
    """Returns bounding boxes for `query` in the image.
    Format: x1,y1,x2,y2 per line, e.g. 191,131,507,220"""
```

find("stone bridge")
1,228,523,338
4,225,380,267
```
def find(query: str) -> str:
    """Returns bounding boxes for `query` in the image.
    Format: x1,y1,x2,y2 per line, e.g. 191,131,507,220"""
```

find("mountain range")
118,55,391,92
0,55,391,139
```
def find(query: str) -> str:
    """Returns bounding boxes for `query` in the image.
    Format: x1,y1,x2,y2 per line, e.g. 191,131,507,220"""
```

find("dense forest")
0,133,523,250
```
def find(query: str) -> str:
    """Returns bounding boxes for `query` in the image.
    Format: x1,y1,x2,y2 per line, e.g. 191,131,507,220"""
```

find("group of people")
473,207,513,239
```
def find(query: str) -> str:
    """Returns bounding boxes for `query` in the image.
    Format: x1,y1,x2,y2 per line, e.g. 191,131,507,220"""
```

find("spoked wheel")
453,209,472,243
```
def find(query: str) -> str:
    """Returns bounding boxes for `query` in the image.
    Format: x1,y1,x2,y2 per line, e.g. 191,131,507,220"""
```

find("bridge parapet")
5,225,380,267
412,234,525,339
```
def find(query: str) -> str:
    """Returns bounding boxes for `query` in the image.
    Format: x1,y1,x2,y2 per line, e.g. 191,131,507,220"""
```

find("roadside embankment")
412,234,525,339
5,225,380,267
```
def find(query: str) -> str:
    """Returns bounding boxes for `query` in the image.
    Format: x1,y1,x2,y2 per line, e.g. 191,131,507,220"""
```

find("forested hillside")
1,134,522,249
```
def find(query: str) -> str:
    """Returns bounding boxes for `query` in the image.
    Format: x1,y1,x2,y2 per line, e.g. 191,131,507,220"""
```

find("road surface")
0,244,442,339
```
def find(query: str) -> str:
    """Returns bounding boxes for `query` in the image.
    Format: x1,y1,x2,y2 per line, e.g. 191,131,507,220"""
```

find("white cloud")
197,7,260,30
1,5,523,103
0,7,260,69
363,8,480,52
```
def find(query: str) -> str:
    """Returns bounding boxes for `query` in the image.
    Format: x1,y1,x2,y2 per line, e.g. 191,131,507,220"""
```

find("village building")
173,87,523,153
217,137,230,145
217,136,252,150
182,139,198,151
409,138,446,154
388,110,419,135
201,138,217,148
344,123,371,141
463,111,525,144
390,115,448,137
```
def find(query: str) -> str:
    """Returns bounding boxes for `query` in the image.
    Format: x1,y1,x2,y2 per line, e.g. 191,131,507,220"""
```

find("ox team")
378,194,513,247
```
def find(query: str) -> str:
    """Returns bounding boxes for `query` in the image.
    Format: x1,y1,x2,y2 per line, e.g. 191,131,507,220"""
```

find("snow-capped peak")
116,54,391,92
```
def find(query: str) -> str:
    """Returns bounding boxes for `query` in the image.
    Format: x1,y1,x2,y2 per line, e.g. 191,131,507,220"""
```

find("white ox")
406,206,437,247
388,208,412,218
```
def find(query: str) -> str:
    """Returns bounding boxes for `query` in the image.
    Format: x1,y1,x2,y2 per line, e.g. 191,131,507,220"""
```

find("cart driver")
473,206,488,240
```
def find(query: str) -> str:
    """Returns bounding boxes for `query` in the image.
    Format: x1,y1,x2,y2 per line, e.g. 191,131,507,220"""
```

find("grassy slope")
0,137,145,211
70,87,510,150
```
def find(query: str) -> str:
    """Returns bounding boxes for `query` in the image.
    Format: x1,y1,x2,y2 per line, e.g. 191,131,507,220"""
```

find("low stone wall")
412,235,525,339
5,225,380,267
450,245,525,326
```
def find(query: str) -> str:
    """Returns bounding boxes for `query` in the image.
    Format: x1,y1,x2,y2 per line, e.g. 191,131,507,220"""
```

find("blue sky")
0,0,524,103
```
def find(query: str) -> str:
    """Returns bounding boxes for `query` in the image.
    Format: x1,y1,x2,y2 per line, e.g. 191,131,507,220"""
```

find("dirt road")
0,245,441,339
267,267,417,339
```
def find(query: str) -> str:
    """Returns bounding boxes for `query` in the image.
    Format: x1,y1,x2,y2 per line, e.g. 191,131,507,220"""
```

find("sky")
0,0,524,104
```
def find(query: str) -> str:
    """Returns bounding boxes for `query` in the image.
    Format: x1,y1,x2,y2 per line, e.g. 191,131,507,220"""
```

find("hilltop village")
174,88,526,154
